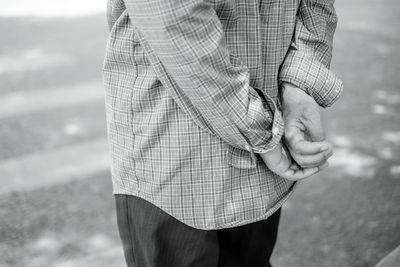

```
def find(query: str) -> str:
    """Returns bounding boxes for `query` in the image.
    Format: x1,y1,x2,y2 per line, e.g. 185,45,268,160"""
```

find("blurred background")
0,0,399,266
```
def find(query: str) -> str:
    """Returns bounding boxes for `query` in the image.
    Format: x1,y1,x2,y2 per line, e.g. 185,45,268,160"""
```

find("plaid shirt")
102,0,343,230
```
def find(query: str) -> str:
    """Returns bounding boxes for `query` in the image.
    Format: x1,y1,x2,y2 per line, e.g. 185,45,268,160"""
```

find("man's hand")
281,82,333,170
259,141,328,181
259,82,333,181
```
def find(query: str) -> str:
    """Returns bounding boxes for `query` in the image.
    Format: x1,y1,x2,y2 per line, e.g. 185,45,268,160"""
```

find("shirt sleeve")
278,0,344,108
106,0,126,32
123,0,284,154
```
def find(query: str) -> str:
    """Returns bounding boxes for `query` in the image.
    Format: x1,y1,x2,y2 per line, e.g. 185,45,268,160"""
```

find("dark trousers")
115,194,281,267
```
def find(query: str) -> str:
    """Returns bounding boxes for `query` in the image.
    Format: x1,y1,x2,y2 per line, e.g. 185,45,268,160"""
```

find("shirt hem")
112,180,299,230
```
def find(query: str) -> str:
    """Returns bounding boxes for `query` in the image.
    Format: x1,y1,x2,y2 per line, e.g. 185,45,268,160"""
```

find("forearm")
279,0,343,108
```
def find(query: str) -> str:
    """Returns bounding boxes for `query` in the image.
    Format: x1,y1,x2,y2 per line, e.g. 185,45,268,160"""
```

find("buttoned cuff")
279,43,344,108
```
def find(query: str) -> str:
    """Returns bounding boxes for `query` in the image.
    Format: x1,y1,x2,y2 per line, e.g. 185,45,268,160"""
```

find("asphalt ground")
0,0,399,266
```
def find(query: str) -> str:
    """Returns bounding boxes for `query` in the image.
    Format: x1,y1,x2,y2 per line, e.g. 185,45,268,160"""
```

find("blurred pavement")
0,0,399,266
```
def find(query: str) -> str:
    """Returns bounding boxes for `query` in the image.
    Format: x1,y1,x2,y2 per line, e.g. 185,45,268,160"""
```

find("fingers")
289,139,332,155
281,166,319,181
284,130,333,168
284,109,333,169
301,106,325,142
292,148,333,168
281,161,329,181
279,84,330,179
260,140,330,181
289,161,300,171
284,124,330,155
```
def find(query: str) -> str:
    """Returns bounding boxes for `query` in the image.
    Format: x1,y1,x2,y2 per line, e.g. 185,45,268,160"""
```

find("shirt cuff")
279,43,344,108
248,91,285,154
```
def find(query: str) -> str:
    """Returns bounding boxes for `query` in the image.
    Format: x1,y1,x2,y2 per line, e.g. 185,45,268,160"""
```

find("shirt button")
272,126,280,135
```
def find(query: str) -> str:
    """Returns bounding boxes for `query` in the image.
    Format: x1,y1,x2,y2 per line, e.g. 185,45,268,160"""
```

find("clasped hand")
259,82,333,181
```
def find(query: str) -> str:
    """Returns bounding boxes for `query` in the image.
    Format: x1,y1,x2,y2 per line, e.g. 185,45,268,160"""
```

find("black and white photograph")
0,0,399,266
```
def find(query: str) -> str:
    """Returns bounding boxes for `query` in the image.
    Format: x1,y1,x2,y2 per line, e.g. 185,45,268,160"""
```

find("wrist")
281,82,316,106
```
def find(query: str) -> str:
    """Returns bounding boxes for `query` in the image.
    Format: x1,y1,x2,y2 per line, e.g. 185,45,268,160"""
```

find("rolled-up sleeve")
124,0,284,154
279,0,344,108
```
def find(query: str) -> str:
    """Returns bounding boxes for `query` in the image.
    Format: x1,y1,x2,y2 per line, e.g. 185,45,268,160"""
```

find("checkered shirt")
102,0,343,230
